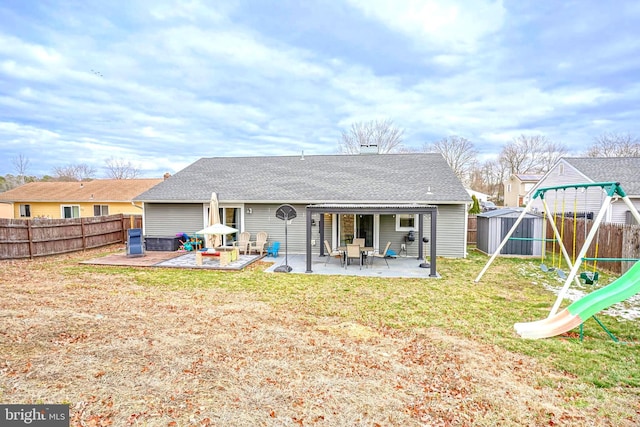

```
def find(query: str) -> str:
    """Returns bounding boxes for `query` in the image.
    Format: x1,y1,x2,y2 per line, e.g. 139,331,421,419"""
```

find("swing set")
475,182,640,340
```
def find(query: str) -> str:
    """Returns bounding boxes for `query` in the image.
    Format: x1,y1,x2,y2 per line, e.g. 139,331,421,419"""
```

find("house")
0,179,163,219
134,153,471,260
466,189,490,202
0,202,12,219
503,174,542,207
525,157,640,224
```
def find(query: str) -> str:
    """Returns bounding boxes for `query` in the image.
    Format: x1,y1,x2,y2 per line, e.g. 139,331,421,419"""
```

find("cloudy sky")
1,0,639,178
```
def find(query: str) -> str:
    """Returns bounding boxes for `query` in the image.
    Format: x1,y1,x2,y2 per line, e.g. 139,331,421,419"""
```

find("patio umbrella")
196,222,238,238
206,192,222,248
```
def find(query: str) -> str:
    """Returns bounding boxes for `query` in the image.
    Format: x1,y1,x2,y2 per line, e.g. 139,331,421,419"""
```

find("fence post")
81,218,87,250
121,214,127,243
27,219,34,260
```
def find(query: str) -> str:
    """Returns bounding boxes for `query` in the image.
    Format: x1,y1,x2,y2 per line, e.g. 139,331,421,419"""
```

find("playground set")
475,182,640,340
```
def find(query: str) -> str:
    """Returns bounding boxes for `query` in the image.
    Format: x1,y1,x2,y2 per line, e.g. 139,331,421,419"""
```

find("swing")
541,191,561,273
539,209,549,272
555,190,567,279
580,188,601,285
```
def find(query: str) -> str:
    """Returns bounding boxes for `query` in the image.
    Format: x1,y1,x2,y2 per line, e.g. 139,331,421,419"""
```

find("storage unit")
476,208,543,256
145,236,181,251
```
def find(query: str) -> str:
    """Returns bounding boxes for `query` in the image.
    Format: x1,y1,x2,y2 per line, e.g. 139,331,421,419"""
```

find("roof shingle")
135,153,470,204
565,157,640,196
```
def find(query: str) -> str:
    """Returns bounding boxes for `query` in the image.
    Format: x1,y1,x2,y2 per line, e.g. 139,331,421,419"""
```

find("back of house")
135,153,471,258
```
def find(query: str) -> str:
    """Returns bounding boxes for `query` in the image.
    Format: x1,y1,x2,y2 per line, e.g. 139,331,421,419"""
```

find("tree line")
1,156,141,192
339,120,640,203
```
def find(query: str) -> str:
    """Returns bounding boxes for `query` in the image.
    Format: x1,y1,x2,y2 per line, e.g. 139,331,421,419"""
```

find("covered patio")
265,253,440,278
305,204,438,277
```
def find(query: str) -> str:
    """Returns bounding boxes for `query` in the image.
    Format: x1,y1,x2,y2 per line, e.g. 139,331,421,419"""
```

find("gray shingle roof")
516,174,543,181
135,153,470,204
565,157,640,196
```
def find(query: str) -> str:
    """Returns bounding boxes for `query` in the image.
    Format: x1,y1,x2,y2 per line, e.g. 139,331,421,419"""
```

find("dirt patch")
1,249,637,426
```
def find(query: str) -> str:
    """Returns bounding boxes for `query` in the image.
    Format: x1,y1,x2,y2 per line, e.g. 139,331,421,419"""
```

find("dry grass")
1,247,638,426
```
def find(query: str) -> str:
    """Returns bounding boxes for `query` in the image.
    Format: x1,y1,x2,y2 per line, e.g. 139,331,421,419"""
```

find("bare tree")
469,158,509,202
538,140,569,172
338,119,405,154
12,154,30,185
52,164,96,181
423,136,477,184
105,157,140,179
500,134,566,175
585,132,640,157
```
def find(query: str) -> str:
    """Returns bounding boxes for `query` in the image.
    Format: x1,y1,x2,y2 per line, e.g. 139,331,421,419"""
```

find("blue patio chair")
266,241,280,257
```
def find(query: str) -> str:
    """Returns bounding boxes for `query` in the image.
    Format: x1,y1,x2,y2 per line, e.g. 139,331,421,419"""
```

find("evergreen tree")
469,194,481,214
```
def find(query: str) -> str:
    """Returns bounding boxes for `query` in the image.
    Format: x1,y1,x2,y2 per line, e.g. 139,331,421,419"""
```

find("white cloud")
347,0,506,52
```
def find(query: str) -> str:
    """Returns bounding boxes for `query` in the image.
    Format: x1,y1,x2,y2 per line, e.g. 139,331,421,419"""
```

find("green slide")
515,261,640,339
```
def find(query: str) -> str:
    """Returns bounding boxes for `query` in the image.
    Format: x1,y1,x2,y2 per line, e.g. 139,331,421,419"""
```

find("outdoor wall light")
246,208,252,214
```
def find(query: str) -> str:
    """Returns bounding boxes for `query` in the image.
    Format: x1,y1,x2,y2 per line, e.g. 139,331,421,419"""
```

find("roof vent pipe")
301,150,305,160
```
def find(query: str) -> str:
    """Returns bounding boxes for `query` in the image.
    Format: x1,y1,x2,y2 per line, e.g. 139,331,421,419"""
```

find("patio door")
206,206,239,246
338,214,374,247
356,214,374,247
222,207,239,246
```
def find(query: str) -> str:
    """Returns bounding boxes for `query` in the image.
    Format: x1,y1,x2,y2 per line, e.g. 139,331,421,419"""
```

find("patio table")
339,246,373,268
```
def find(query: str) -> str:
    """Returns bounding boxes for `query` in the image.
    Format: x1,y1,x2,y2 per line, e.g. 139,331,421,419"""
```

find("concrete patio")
263,253,440,278
81,249,439,278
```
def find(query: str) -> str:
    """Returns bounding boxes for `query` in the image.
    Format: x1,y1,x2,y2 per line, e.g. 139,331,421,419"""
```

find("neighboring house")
466,189,490,203
503,174,542,207
135,153,471,259
0,179,163,219
525,157,640,224
0,202,12,219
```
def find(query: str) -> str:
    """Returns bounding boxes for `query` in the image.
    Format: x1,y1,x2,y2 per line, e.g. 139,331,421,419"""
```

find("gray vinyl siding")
143,202,467,257
378,206,466,258
433,204,466,258
612,199,640,224
243,203,318,253
379,214,405,256
144,203,203,237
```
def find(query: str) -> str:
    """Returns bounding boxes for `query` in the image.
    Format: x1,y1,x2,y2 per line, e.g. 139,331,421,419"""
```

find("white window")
19,204,31,217
507,184,512,192
61,205,80,218
558,164,564,175
396,214,417,231
93,205,109,216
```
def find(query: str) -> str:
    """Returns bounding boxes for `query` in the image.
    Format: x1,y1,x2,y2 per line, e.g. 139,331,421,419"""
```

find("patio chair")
234,231,251,254
323,240,343,266
370,241,391,268
266,241,280,257
345,244,363,269
249,231,268,256
353,238,365,246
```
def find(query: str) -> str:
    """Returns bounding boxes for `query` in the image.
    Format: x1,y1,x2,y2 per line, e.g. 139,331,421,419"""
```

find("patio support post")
305,207,313,273
418,214,424,261
430,211,437,277
319,213,325,257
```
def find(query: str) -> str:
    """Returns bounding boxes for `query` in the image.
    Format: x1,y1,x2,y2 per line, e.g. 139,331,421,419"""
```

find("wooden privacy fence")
546,216,640,275
0,214,142,260
467,215,477,245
